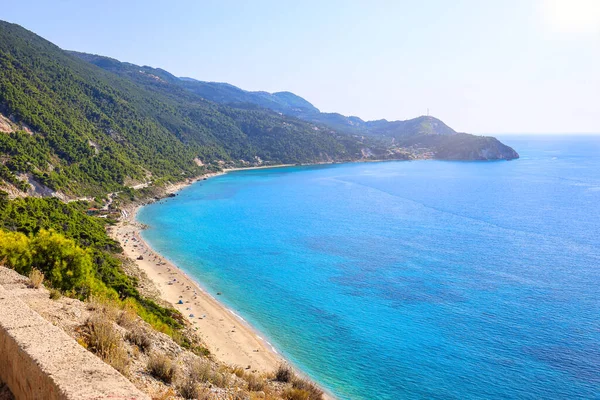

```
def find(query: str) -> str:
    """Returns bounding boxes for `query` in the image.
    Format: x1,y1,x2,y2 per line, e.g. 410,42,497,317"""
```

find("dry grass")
196,388,213,400
28,268,44,289
117,303,137,328
232,391,251,400
233,366,245,378
83,315,129,375
177,377,202,399
213,373,229,388
245,373,266,392
188,359,229,388
189,359,212,382
147,352,176,384
176,360,235,398
274,364,322,400
275,363,293,383
49,288,61,300
151,387,177,400
87,296,120,321
284,388,310,400
250,393,278,400
291,377,323,400
126,328,153,353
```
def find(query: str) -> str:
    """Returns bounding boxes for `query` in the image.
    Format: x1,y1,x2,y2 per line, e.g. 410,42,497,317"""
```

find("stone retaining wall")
0,268,148,400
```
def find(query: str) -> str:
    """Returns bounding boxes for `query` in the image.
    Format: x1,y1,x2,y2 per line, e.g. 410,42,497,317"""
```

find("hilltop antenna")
427,108,429,117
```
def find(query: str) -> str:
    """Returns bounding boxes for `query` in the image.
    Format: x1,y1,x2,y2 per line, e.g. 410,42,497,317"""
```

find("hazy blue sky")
3,0,599,133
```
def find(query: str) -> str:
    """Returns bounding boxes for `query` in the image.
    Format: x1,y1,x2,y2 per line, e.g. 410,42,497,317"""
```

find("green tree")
0,229,32,273
29,229,95,295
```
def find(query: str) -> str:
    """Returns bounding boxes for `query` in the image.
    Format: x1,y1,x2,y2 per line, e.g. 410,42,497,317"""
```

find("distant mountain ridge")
73,52,518,162
176,78,458,138
178,77,320,115
68,53,505,145
0,21,385,197
0,20,518,198
172,77,522,163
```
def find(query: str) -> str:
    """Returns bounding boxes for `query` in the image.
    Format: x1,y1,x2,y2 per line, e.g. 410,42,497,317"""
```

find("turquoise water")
138,135,600,399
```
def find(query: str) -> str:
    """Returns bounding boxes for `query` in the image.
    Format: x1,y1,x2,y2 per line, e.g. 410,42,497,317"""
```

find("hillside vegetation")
0,194,187,337
0,20,522,399
0,21,518,198
162,75,518,156
0,21,374,198
0,19,519,326
0,19,519,331
74,52,519,162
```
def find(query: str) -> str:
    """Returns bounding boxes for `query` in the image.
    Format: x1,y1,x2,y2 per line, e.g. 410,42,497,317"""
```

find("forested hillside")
0,20,399,341
156,74,514,150
0,20,519,199
83,57,467,139
0,21,377,198
74,52,520,162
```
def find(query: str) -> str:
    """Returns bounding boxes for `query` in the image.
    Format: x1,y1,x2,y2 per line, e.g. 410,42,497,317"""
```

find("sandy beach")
110,167,337,400
110,173,285,373
110,161,379,371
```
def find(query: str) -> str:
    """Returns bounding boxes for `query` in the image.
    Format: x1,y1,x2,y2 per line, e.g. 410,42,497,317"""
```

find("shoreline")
111,160,420,397
111,187,284,373
110,164,337,399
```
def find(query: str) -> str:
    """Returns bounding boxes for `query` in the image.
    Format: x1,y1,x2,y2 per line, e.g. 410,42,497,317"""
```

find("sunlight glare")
542,0,600,35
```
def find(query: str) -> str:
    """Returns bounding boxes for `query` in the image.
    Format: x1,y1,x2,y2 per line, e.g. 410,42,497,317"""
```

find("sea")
137,135,600,399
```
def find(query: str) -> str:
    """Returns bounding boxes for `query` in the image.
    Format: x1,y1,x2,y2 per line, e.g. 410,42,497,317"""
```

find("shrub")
126,328,153,353
0,228,103,297
275,363,294,383
188,359,228,388
0,230,32,273
284,388,310,400
84,315,129,375
177,377,201,399
49,288,61,300
233,366,245,378
117,304,138,328
189,359,212,383
29,229,96,295
28,268,44,288
196,388,213,400
292,378,323,400
245,373,265,392
210,371,229,388
233,391,251,400
151,388,177,400
88,295,120,321
147,353,176,384
191,345,211,357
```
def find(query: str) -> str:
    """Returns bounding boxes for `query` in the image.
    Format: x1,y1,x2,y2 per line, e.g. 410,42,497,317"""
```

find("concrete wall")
0,269,149,400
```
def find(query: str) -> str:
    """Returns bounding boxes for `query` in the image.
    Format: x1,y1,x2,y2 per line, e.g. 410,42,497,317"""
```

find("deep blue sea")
138,135,600,399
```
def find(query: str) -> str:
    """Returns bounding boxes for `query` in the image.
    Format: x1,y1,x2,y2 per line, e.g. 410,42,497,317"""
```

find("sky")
3,0,600,134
